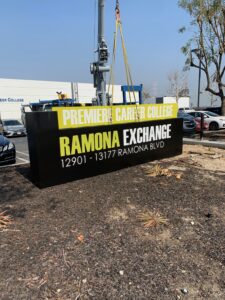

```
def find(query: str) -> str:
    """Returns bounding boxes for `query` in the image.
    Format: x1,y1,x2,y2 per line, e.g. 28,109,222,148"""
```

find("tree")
167,70,189,100
178,0,225,115
142,89,151,102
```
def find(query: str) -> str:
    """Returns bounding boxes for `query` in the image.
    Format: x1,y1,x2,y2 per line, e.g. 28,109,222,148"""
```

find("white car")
188,111,225,131
1,119,27,137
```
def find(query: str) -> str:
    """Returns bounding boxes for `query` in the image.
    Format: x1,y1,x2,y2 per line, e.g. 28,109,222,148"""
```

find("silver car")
1,119,27,137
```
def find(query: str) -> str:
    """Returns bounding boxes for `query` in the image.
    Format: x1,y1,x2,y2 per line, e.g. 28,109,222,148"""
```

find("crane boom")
90,0,110,106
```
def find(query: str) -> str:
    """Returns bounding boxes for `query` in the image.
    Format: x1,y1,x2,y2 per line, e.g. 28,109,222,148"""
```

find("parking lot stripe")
16,151,29,157
17,157,30,163
0,161,29,168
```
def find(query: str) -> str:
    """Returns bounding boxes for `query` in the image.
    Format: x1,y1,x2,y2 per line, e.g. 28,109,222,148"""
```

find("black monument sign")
26,111,183,188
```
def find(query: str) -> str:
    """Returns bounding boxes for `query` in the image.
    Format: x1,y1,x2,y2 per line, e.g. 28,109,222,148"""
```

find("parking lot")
0,136,29,168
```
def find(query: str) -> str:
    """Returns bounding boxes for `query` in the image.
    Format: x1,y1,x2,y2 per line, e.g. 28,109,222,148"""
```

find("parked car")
195,119,209,132
0,134,16,165
188,111,225,131
1,119,26,137
177,112,196,135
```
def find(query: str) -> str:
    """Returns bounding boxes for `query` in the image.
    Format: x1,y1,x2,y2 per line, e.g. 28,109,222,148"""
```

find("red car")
195,119,209,132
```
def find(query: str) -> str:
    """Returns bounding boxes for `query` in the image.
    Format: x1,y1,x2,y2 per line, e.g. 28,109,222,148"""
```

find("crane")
90,0,141,106
90,0,110,106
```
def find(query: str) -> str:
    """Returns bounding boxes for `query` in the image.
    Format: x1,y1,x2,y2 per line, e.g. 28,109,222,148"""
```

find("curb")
183,138,225,149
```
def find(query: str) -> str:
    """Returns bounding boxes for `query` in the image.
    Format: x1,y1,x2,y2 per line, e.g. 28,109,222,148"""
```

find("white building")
156,96,190,110
0,78,135,120
0,78,74,120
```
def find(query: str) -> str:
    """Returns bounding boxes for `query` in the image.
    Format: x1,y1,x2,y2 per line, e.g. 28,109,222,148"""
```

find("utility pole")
90,0,110,106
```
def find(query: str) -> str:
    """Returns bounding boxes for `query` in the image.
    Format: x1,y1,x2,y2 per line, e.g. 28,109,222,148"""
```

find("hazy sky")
0,0,214,106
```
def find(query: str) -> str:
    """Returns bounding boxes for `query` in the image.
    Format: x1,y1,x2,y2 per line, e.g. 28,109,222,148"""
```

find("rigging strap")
108,0,138,114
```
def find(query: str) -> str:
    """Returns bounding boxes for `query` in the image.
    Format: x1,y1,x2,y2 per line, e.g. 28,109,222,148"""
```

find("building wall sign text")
0,98,24,103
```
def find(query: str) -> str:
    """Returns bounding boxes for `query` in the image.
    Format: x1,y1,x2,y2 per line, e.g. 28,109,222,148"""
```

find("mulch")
0,154,225,299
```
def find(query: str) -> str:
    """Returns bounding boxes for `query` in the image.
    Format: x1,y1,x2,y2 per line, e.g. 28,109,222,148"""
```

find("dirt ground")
0,145,225,300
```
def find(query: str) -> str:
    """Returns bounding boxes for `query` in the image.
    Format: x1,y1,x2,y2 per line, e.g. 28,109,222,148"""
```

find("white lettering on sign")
54,104,178,129
123,124,171,146
62,108,111,126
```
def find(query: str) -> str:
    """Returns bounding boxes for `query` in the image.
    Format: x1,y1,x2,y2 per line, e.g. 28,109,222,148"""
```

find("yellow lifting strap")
108,0,137,106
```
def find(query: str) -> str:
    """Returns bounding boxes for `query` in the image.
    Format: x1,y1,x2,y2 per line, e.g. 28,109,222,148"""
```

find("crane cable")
119,24,137,103
108,0,137,108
